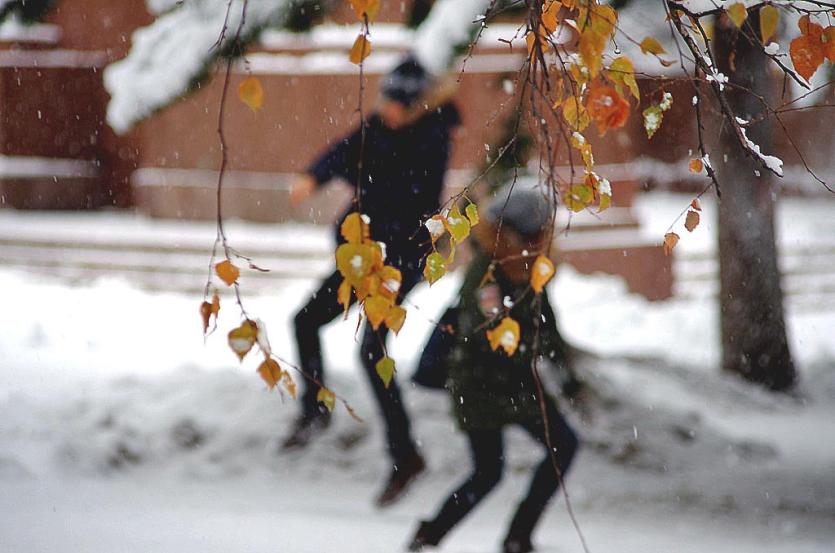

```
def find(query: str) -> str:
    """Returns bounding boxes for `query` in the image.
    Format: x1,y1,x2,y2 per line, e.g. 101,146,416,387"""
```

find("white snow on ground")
1,192,834,552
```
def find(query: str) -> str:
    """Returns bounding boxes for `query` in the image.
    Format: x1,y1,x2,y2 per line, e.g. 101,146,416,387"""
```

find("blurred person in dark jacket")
408,186,580,553
282,56,461,508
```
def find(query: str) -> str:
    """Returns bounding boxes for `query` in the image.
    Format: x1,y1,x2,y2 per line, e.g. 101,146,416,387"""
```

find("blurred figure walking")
283,56,460,508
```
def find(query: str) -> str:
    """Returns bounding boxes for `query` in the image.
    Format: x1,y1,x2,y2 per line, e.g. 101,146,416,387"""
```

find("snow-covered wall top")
104,0,493,134
105,0,298,134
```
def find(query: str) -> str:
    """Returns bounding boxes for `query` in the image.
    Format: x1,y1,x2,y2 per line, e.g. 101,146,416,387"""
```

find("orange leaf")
759,5,779,44
562,95,590,131
726,3,748,29
215,260,240,286
689,158,704,174
663,232,679,256
798,15,824,39
486,317,521,356
257,358,282,389
691,198,702,211
211,290,220,316
349,34,372,65
586,84,630,134
350,0,380,22
530,255,556,294
237,76,264,111
228,319,258,361
790,34,825,81
823,26,835,63
684,210,700,232
281,370,297,399
199,301,212,334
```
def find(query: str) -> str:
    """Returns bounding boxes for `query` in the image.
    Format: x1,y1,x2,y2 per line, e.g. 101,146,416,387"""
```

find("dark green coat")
447,250,567,431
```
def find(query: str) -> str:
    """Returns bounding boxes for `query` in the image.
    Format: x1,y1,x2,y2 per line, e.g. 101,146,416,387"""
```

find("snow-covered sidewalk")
1,192,834,552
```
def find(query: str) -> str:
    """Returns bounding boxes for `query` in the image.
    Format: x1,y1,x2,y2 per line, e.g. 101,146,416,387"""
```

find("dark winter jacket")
447,248,567,431
307,103,461,265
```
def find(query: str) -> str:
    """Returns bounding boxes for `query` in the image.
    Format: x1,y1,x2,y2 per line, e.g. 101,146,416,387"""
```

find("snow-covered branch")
105,0,299,134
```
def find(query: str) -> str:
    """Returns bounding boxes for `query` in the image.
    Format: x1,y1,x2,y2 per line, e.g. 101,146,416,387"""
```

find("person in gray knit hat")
408,184,579,553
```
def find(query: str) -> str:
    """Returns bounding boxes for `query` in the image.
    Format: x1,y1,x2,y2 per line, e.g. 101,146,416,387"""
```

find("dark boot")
502,500,541,553
502,536,534,553
407,520,444,551
280,412,331,451
375,451,426,507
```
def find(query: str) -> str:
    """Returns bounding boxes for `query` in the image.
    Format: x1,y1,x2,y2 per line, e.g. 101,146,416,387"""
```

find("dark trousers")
294,263,421,464
426,400,579,543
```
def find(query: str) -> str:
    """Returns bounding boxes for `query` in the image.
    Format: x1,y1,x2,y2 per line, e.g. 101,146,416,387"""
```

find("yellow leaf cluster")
335,213,408,334
422,202,479,285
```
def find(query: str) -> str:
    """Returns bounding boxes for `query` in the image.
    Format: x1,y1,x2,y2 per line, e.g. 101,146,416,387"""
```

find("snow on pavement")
1,192,834,552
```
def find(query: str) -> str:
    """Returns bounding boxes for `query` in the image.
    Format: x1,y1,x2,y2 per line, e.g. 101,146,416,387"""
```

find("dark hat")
485,184,555,239
380,56,431,107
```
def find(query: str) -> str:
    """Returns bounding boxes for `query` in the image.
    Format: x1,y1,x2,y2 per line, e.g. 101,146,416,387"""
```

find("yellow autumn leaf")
337,279,353,314
364,295,392,331
759,5,779,44
424,251,447,285
377,265,402,302
349,34,372,65
444,206,471,243
425,215,447,243
340,212,368,244
562,96,590,131
726,3,748,29
257,357,282,389
530,255,555,294
640,36,666,56
663,232,680,256
317,387,336,412
564,183,593,212
608,56,640,100
385,305,407,335
335,242,376,286
685,209,700,232
375,356,396,389
228,319,257,361
215,260,240,286
486,317,521,356
465,203,480,227
237,76,264,111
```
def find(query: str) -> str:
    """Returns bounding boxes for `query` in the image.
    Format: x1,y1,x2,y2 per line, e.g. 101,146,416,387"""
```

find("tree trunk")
713,10,796,390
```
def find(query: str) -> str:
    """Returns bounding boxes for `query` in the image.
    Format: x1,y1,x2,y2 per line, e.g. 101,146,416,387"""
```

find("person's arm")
307,126,362,189
290,125,363,207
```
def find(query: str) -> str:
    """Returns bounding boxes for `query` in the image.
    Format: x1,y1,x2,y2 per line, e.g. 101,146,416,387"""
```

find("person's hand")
289,174,317,207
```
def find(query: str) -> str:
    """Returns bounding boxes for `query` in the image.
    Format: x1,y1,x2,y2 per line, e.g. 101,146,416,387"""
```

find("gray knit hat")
485,184,554,238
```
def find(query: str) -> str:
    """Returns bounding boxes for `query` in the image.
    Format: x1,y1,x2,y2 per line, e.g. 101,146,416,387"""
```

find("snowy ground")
1,192,834,552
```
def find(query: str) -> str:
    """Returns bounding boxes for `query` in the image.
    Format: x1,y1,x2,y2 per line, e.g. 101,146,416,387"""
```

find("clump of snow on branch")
411,0,491,75
735,117,784,177
105,0,296,134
